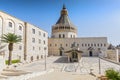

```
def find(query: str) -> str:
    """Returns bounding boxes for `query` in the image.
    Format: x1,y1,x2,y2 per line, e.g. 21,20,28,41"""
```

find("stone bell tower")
51,5,77,38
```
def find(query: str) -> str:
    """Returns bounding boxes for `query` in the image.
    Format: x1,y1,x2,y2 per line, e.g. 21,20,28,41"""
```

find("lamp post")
98,56,101,74
98,48,101,74
44,47,47,70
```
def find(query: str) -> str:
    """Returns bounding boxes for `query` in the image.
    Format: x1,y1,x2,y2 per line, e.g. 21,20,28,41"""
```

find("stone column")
67,54,70,62
116,49,119,62
77,53,79,62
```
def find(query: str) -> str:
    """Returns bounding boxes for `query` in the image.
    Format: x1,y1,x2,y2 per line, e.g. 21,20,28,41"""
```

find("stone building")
0,11,48,62
48,5,108,58
106,44,120,62
0,5,108,63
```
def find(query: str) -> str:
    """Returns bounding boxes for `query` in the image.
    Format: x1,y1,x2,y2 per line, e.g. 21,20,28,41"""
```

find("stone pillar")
67,54,70,62
116,49,119,62
77,53,79,62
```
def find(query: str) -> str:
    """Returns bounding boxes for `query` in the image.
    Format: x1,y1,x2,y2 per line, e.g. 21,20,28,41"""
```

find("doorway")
72,52,78,58
59,47,64,56
71,52,78,62
89,51,93,56
60,50,64,56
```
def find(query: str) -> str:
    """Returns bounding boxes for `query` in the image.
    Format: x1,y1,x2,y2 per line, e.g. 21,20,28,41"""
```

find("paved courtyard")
17,56,120,80
17,56,120,74
29,72,96,80
2,56,120,80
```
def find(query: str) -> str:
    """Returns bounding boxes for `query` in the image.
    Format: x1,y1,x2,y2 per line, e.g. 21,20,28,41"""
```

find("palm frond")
1,33,22,43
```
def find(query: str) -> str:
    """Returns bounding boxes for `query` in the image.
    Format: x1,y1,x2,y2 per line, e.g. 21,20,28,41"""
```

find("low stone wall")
0,56,5,72
100,57,120,65
106,50,117,61
7,69,54,80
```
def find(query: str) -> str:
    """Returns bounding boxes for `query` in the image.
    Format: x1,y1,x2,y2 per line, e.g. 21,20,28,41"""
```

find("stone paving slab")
29,72,97,80
3,56,120,80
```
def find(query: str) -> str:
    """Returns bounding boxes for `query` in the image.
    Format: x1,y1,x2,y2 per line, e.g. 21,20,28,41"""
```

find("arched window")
39,39,41,44
94,44,96,47
104,44,106,47
82,44,84,47
59,34,61,38
43,33,45,37
9,22,12,27
88,44,90,47
32,28,35,34
85,44,87,47
101,44,102,47
63,34,65,38
98,44,99,47
32,38,35,43
19,26,22,31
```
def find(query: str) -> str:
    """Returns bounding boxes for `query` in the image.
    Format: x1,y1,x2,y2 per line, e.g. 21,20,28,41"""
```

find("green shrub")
105,68,120,80
5,59,20,65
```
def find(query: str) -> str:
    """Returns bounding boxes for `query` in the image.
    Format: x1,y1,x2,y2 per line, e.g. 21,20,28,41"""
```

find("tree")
105,68,120,80
1,33,22,65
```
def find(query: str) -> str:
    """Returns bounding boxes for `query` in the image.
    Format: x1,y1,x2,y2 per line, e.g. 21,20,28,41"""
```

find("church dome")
52,5,77,34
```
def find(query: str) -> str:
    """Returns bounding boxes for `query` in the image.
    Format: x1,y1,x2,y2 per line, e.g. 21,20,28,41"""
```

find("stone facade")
48,5,108,57
51,5,77,38
24,23,48,62
48,37,108,57
106,48,120,62
107,50,117,61
0,11,48,62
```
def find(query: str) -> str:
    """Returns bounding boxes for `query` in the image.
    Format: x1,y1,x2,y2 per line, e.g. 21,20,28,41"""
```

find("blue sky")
0,0,120,45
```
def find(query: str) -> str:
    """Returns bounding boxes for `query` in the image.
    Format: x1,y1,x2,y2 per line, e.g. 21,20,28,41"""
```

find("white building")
0,11,48,62
48,5,108,57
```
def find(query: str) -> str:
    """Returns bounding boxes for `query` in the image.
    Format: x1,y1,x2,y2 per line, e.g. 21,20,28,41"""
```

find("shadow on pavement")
54,56,68,63
1,68,31,76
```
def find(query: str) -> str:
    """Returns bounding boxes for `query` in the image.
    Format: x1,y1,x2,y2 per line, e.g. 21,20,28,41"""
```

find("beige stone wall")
106,49,120,62
25,23,48,62
52,32,77,38
48,37,108,57
0,11,25,61
0,11,48,62
0,16,2,37
106,50,117,61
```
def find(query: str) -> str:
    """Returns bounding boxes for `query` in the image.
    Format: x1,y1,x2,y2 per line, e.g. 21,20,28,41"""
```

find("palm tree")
1,33,22,65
